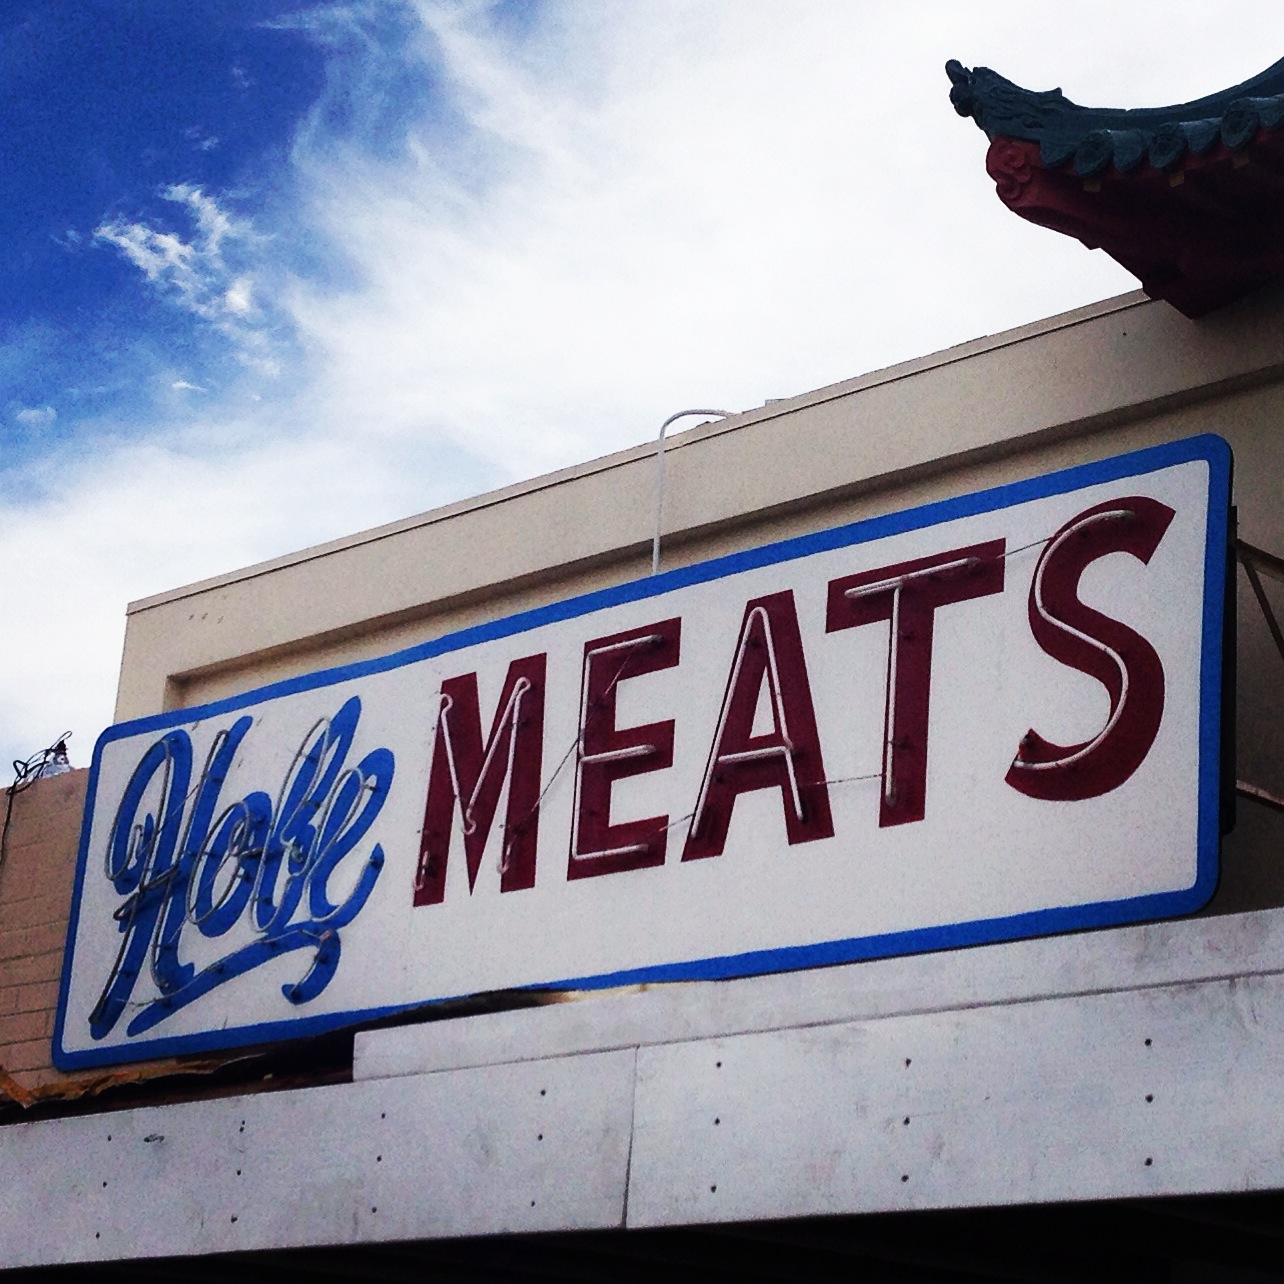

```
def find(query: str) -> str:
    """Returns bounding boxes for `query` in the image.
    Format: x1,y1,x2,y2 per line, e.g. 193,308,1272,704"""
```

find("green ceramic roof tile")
947,57,1284,175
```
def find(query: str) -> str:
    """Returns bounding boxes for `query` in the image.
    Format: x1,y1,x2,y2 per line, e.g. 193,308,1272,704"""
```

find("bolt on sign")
55,436,1231,1068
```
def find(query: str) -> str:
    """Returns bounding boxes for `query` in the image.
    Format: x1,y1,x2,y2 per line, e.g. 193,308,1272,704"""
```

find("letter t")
826,540,1005,826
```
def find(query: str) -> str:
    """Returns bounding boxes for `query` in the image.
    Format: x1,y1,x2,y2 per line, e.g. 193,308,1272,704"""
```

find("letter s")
1006,496,1174,802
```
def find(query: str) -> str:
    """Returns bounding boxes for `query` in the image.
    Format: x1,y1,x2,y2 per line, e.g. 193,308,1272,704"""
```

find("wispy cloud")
14,405,56,429
183,125,220,153
280,1,1133,481
94,184,280,374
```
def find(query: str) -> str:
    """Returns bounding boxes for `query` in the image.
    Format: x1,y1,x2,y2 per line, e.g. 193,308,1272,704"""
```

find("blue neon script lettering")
89,696,394,1041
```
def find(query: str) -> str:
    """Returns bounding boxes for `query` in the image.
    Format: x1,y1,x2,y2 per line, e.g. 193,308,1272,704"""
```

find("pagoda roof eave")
949,58,1284,317
947,57,1284,173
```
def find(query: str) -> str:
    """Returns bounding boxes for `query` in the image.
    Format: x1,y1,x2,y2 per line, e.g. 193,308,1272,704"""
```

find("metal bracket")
1240,539,1284,665
1235,540,1284,814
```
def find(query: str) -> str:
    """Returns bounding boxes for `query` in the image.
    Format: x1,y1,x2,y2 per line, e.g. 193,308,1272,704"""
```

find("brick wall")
0,769,215,1107
0,769,330,1112
0,769,84,1100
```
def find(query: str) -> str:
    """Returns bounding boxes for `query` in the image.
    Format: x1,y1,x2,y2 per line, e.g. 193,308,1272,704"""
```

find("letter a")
684,591,833,861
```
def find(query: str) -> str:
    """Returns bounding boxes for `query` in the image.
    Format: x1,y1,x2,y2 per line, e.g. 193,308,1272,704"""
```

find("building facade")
2,283,1284,1278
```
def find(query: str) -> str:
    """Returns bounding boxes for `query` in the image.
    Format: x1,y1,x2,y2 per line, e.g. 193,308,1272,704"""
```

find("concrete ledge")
11,913,1284,1267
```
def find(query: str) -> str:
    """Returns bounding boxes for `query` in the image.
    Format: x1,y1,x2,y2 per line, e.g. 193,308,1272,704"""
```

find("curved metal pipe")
652,409,732,575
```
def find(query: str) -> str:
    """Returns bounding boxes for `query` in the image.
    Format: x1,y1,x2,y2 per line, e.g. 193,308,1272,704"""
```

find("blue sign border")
53,434,1232,1070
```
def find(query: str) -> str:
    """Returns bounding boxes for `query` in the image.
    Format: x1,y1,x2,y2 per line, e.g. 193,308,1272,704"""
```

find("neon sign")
88,698,393,1041
55,436,1231,1068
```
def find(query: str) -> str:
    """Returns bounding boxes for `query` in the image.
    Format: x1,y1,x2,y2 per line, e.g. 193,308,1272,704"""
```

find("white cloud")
95,218,195,291
94,184,277,371
3,0,1280,771
15,405,56,428
0,416,481,770
278,0,1158,482
224,276,254,315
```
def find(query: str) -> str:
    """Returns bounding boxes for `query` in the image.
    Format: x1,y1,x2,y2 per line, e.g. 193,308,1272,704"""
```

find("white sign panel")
55,436,1231,1068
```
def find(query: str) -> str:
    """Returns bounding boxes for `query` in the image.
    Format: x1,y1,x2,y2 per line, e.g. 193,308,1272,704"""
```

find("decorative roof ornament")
947,57,1284,316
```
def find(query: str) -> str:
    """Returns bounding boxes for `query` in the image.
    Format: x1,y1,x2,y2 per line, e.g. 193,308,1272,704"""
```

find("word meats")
415,497,1176,899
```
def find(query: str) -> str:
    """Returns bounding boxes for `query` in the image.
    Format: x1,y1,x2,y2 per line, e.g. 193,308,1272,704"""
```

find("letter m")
413,654,546,906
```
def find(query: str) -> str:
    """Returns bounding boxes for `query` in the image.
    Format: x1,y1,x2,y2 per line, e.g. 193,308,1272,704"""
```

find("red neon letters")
413,654,546,906
570,618,681,878
826,541,1006,827
1006,496,1174,801
412,497,1174,903
683,591,833,860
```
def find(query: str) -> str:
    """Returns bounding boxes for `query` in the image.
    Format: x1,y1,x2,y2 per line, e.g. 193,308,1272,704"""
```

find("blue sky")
0,1,1274,771
4,3,314,460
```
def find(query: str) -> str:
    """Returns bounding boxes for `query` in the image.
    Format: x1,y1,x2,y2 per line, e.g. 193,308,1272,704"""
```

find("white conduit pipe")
651,409,732,575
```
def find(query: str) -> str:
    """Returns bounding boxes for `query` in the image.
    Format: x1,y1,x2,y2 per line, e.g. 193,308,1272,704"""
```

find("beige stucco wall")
111,285,1284,914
